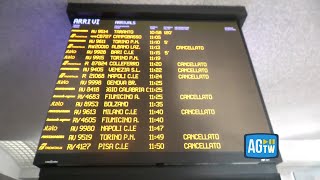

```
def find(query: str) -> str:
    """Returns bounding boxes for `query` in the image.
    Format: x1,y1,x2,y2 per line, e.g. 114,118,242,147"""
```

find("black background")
35,19,272,165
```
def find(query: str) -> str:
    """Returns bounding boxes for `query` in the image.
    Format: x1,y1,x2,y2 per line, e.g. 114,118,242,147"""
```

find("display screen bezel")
34,18,280,167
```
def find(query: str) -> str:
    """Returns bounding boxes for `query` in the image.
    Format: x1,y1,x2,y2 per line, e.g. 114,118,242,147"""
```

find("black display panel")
34,19,273,166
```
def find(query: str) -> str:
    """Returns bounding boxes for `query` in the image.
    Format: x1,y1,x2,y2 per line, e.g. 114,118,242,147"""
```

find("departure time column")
148,27,165,151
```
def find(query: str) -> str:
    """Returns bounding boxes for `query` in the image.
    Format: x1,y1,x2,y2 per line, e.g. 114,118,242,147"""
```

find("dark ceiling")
0,0,70,141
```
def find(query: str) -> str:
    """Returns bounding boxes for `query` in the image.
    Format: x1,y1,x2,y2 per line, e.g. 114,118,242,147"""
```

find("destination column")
98,25,142,151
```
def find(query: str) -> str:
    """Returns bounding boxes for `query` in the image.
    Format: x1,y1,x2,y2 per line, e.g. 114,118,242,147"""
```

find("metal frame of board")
66,4,247,27
36,3,281,180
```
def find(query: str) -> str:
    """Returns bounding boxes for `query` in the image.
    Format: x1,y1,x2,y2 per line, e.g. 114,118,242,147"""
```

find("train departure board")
34,19,273,166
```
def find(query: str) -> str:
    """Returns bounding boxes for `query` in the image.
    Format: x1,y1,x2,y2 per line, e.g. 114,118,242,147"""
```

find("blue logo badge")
244,133,279,159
